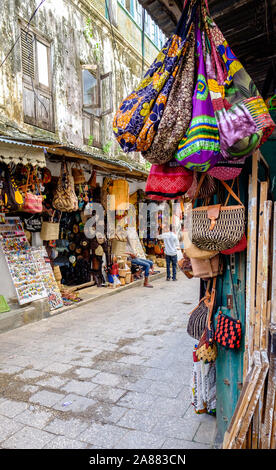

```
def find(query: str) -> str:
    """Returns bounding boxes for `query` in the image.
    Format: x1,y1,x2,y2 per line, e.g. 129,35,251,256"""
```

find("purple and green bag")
174,20,221,172
112,0,199,153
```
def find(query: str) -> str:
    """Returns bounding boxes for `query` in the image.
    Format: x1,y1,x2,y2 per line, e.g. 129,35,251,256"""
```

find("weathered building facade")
0,0,165,170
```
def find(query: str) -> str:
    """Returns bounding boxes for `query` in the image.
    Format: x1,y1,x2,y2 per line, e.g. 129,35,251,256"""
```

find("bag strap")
192,173,206,207
228,261,239,320
207,276,217,329
221,179,244,207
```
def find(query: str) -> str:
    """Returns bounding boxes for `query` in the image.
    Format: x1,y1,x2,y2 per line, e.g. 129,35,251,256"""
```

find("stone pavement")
0,274,217,449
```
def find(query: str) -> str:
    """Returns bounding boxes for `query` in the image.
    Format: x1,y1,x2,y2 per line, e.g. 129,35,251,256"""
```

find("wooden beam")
234,351,269,449
261,354,276,448
247,151,259,375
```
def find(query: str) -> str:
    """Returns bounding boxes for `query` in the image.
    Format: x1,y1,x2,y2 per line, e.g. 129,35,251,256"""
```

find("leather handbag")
190,254,221,279
190,178,245,252
187,280,211,340
53,161,78,212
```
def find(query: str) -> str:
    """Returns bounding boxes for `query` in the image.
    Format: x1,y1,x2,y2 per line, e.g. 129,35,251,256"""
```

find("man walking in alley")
157,225,178,281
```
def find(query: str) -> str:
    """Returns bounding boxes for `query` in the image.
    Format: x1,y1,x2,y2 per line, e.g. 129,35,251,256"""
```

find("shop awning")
0,138,47,167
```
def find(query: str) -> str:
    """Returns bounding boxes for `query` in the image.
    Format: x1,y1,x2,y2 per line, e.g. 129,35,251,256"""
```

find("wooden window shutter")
100,71,113,116
21,29,35,79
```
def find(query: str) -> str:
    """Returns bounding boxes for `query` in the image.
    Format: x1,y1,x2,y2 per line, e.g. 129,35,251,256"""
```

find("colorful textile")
202,3,275,159
113,0,199,153
142,26,196,164
174,21,221,172
145,161,193,200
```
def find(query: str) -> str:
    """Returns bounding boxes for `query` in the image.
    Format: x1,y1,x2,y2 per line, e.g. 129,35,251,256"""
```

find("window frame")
20,25,54,132
81,65,113,148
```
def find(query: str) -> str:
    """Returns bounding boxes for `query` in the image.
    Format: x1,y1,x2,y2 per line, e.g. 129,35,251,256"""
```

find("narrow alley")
0,275,216,449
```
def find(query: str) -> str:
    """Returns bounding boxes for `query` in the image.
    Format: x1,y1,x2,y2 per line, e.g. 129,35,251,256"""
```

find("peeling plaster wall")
0,0,159,167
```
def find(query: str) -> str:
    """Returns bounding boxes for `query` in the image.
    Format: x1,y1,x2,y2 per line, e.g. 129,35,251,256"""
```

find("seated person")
125,229,155,288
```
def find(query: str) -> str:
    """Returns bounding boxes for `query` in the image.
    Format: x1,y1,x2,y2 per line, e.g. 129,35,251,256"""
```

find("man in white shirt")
157,225,178,281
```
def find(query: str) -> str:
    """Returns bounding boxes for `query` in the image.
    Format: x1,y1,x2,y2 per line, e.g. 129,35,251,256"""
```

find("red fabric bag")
145,162,193,200
221,233,247,254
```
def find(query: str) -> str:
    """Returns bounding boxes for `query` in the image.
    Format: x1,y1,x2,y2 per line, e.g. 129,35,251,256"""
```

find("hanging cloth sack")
145,162,193,200
208,157,245,181
112,0,199,153
174,19,221,172
142,26,196,164
53,161,78,212
202,1,275,160
190,177,245,252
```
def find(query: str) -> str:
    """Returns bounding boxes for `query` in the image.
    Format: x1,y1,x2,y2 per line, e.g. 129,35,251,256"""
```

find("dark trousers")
166,254,177,280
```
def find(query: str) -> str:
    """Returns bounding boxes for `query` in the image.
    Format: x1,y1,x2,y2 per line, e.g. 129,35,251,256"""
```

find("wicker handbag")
187,280,211,340
184,231,218,260
195,278,218,363
53,161,78,212
190,178,245,252
40,212,61,241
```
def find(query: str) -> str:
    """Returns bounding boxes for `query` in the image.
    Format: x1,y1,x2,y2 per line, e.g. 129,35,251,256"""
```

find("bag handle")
192,173,206,207
228,261,239,320
221,179,244,207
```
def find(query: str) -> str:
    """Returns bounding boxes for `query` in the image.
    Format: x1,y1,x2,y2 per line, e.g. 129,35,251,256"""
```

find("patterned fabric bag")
208,157,245,180
142,26,195,164
187,280,211,340
214,262,242,349
174,19,221,172
202,0,275,160
145,162,193,200
195,277,218,363
187,171,217,199
190,179,245,251
113,0,199,153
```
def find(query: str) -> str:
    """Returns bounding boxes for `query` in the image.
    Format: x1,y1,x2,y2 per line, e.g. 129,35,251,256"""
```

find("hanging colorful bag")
190,178,245,252
195,277,218,362
142,26,196,164
145,162,194,200
221,232,247,255
187,280,211,340
214,263,242,349
22,168,43,214
208,157,245,181
174,19,221,172
202,1,275,160
113,0,199,153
